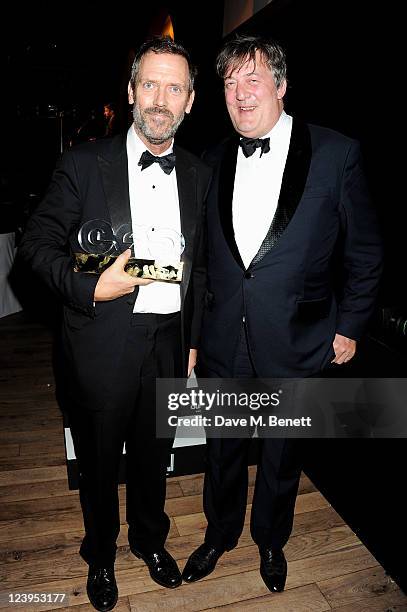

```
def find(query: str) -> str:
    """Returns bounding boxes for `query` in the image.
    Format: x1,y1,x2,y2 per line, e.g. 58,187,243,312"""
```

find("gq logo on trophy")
74,220,185,282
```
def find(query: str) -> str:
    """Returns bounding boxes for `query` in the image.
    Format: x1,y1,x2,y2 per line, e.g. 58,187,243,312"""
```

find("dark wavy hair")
216,34,287,88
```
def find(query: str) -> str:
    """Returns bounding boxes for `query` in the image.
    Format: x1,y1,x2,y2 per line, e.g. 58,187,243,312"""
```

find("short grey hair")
130,36,197,94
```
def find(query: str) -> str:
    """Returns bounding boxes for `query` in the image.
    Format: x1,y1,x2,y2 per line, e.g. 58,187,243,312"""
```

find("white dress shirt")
126,125,181,313
232,111,293,269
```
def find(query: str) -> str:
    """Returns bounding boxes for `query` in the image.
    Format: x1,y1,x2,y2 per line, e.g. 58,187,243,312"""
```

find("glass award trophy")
74,220,184,282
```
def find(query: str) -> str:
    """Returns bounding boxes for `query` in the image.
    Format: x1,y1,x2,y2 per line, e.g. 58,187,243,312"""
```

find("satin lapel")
250,119,312,268
174,145,197,299
218,134,245,270
97,135,131,251
97,134,138,306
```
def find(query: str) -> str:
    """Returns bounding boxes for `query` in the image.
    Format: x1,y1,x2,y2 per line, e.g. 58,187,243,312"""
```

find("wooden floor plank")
19,441,65,457
329,589,407,611
127,570,273,611
0,455,66,471
0,444,20,459
0,481,78,504
0,512,179,545
0,416,62,432
291,507,345,537
318,565,402,608
0,496,82,521
285,525,359,561
0,466,67,487
0,524,358,590
202,583,331,611
50,598,132,612
0,531,84,564
0,429,63,447
287,545,380,590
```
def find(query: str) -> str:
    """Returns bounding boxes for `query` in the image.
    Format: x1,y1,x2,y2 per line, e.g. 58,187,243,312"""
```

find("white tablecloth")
0,232,22,318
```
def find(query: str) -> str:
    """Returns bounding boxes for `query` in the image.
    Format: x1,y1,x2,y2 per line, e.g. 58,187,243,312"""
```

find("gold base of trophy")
74,253,183,282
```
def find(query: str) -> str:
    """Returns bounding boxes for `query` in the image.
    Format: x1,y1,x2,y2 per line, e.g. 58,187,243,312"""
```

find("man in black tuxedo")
20,37,211,611
182,35,382,592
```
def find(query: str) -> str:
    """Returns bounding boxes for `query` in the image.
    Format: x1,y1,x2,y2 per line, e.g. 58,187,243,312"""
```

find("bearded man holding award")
19,37,211,612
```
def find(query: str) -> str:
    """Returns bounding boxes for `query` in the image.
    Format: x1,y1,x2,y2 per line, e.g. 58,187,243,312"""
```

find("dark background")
2,0,405,593
1,1,224,195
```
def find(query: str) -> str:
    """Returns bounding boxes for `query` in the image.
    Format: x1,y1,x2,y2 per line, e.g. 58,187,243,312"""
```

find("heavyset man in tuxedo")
182,35,382,592
20,37,211,611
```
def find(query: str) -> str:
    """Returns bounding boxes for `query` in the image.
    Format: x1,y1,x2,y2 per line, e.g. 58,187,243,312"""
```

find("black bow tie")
239,136,270,158
138,150,176,174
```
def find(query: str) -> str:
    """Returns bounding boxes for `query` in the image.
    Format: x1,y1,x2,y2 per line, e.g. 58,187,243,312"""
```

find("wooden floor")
0,312,406,612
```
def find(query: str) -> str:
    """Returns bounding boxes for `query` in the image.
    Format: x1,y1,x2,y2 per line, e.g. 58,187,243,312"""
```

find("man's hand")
331,333,357,364
94,249,154,302
188,348,198,377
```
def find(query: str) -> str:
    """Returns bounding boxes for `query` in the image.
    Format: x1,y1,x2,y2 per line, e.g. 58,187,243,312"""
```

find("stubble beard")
132,103,185,145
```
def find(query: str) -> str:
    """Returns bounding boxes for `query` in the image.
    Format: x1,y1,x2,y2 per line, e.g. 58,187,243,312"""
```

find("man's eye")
225,82,235,89
170,86,181,94
250,79,258,84
143,82,154,89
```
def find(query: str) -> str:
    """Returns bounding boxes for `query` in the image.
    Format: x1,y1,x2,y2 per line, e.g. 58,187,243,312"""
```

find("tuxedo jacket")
199,119,383,377
19,134,212,411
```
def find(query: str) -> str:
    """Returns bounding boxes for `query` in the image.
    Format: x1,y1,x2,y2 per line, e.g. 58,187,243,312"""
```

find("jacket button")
244,271,254,279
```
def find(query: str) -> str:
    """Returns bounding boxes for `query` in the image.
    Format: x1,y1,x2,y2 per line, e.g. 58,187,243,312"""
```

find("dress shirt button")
244,271,254,279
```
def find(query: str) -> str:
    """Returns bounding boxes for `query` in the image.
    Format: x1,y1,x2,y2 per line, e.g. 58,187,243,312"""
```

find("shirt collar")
127,124,174,159
262,111,292,143
240,110,291,144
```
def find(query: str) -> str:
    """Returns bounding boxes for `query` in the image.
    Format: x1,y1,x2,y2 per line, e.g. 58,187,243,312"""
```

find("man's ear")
128,81,134,104
277,79,287,100
185,89,195,114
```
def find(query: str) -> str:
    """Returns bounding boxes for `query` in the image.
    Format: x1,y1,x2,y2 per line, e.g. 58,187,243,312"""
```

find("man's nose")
154,85,166,107
235,83,248,101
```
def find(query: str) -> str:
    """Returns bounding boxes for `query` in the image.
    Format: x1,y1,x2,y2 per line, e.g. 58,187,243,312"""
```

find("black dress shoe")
182,543,224,583
259,548,287,592
131,547,182,588
87,566,118,612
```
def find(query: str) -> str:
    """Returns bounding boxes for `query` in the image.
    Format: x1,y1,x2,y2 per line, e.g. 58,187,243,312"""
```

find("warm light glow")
162,15,174,40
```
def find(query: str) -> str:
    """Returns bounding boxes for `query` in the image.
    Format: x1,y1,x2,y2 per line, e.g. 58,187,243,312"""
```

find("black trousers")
68,312,182,567
202,322,302,551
